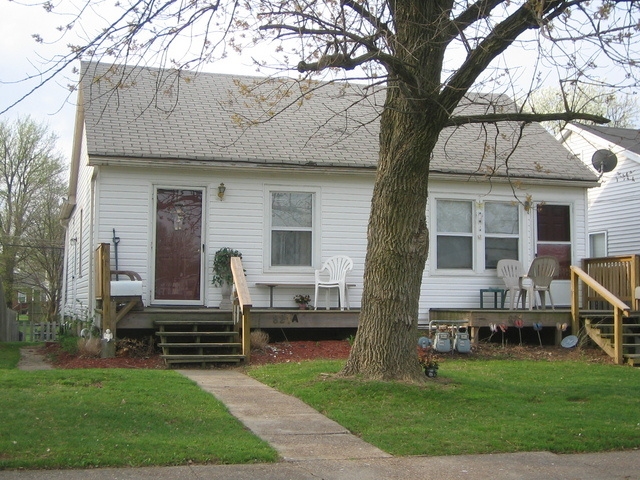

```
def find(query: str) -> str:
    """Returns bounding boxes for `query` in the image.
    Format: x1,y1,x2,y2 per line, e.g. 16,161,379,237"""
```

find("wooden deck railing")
571,265,630,364
581,255,640,309
231,257,252,363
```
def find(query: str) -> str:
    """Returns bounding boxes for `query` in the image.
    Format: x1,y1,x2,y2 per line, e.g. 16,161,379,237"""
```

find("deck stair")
582,314,640,366
155,317,244,367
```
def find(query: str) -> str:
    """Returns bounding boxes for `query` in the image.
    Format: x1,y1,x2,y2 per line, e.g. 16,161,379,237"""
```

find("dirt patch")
452,342,613,364
25,339,612,370
43,342,166,369
249,340,352,365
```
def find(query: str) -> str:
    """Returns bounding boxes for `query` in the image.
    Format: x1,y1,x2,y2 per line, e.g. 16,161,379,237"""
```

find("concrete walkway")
180,369,390,462
6,361,640,479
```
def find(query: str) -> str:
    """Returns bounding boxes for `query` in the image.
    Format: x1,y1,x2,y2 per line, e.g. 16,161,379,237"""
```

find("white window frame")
433,197,522,274
483,201,521,270
589,231,608,258
264,186,320,273
434,199,475,272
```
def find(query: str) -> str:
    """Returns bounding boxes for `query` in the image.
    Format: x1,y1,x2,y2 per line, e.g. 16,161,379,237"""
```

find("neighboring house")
60,62,599,328
559,123,640,257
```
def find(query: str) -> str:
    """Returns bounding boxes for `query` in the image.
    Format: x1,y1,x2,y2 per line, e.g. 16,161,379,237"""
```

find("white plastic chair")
497,259,524,310
519,256,559,310
314,256,353,310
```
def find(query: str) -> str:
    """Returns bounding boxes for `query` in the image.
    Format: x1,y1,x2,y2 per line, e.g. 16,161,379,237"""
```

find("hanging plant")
212,247,243,286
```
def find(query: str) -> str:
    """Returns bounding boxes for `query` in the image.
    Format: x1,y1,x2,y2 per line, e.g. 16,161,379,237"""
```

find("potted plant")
212,247,242,309
418,347,439,378
294,294,311,309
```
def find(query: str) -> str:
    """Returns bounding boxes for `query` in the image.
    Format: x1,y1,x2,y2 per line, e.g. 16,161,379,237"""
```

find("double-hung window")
436,199,520,271
436,200,473,269
484,202,519,269
270,191,314,267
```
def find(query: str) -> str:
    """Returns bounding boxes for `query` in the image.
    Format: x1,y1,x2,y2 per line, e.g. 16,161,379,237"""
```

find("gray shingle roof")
80,62,597,183
568,123,640,156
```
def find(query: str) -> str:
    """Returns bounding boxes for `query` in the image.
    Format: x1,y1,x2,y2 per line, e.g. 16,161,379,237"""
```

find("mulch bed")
39,339,612,369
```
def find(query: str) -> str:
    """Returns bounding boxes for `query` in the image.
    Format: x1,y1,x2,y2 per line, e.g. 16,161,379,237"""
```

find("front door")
153,188,204,304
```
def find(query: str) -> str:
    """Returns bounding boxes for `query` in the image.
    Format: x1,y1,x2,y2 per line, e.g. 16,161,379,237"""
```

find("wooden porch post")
614,308,623,365
97,243,116,358
570,267,580,334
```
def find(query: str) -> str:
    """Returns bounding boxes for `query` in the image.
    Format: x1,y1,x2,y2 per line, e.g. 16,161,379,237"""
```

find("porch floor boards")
119,307,361,330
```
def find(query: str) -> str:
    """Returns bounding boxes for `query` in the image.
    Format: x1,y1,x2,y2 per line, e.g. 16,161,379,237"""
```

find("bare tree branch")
446,110,610,127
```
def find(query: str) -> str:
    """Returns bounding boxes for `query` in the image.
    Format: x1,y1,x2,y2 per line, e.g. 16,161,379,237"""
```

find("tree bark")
341,87,444,382
341,0,452,382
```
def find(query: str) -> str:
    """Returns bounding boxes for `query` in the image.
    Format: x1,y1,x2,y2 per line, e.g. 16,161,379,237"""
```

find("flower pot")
219,281,233,310
297,304,308,310
425,367,438,378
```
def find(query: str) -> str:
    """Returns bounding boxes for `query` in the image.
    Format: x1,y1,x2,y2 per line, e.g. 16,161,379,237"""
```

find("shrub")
58,333,79,355
77,337,102,357
250,330,270,352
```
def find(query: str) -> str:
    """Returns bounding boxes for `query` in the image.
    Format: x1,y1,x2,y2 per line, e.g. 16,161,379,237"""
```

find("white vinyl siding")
63,153,589,319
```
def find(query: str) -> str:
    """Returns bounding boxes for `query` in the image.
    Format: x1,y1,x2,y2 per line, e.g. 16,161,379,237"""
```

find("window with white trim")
435,199,520,271
436,200,473,269
270,191,314,267
484,202,519,269
589,231,607,258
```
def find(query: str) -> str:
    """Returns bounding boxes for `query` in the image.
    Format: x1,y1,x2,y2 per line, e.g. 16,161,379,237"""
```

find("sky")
0,0,262,162
1,1,634,165
1,1,79,159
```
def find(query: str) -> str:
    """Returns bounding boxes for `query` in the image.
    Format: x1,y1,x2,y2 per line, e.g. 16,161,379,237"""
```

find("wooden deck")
117,306,360,330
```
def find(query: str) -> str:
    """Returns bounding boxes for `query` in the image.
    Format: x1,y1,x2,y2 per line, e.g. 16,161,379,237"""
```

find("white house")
559,123,640,257
60,62,599,329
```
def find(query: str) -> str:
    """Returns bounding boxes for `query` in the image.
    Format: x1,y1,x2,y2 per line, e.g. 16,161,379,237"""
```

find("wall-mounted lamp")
70,237,78,244
217,182,226,200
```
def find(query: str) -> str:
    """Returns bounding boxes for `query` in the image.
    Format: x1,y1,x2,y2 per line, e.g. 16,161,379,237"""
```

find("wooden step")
593,333,640,339
156,331,237,337
154,319,234,326
161,354,244,364
158,342,242,348
585,323,640,328
624,354,640,366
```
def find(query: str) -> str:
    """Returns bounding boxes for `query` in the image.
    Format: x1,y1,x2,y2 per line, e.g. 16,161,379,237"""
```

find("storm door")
153,188,204,304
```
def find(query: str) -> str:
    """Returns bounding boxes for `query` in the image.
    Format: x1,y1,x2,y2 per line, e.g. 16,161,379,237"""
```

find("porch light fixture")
217,183,226,200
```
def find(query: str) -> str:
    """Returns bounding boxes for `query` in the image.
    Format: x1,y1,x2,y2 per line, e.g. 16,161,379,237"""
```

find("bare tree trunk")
342,83,443,382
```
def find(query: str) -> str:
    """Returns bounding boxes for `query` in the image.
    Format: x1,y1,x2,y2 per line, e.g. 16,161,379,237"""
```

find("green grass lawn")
248,358,640,456
0,342,24,369
3,342,640,470
0,344,278,470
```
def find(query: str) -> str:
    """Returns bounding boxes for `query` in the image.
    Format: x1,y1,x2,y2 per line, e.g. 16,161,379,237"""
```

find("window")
435,198,523,272
270,192,313,266
484,202,519,269
436,200,473,269
536,204,571,279
589,232,607,258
